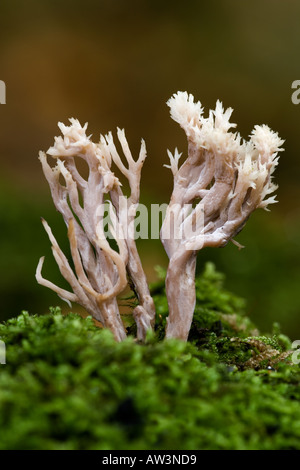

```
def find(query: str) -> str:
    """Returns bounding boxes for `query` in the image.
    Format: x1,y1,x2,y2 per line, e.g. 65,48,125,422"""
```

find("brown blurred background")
1,0,300,337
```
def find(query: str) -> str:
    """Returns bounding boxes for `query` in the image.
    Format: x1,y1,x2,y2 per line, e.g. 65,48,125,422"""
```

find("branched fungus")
37,93,283,342
36,119,154,341
161,92,284,340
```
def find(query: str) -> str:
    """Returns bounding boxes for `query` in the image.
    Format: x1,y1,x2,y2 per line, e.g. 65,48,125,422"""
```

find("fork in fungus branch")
160,92,284,341
36,119,155,341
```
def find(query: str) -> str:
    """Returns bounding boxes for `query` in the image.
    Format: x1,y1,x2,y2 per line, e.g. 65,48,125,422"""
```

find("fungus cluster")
37,92,283,341
36,120,154,341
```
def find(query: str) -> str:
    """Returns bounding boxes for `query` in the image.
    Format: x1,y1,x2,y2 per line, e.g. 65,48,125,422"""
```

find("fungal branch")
161,92,284,341
36,119,154,341
103,129,156,337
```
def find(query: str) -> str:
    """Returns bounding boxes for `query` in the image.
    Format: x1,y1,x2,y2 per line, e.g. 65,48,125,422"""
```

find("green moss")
0,264,298,450
150,263,291,369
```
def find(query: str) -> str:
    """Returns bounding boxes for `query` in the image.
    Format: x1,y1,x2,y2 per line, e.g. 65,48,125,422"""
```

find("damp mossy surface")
0,263,299,450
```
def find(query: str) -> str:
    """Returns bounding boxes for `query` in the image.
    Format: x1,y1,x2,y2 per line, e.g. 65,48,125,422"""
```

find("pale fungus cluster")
37,92,283,341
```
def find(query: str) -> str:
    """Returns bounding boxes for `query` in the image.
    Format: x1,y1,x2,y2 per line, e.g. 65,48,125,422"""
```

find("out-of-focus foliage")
195,211,300,338
0,179,70,320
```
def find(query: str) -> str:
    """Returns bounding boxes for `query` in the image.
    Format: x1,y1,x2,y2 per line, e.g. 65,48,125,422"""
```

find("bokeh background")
1,0,300,338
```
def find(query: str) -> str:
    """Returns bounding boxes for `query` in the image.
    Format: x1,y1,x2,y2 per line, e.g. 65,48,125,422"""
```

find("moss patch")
0,264,299,450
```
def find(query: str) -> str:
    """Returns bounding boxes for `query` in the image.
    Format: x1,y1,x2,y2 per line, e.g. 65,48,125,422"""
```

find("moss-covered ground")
0,263,299,450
